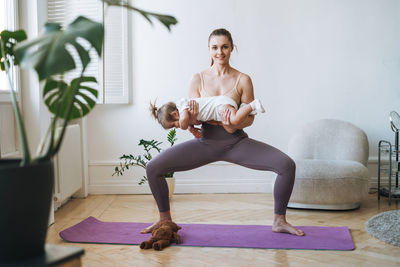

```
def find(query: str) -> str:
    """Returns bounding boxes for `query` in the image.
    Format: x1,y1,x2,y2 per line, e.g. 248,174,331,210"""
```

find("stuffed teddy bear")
140,221,182,251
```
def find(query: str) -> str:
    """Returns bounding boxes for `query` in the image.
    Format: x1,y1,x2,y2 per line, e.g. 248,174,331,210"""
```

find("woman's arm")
187,74,203,138
221,74,255,130
189,73,201,98
188,125,203,138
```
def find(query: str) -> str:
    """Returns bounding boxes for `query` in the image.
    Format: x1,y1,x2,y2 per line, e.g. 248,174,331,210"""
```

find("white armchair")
287,119,370,210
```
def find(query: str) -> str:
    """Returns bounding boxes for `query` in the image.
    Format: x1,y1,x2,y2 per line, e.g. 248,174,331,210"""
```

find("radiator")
53,124,83,203
0,103,18,158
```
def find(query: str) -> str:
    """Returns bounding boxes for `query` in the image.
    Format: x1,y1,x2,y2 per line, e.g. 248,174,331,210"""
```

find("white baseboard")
88,157,386,195
88,160,277,194
89,182,274,195
1,151,20,159
369,176,399,188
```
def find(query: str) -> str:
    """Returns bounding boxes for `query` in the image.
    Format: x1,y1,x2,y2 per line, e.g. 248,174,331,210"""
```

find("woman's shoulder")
237,71,252,85
236,71,253,96
189,72,202,86
190,71,208,82
197,68,211,77
188,73,202,98
189,69,209,87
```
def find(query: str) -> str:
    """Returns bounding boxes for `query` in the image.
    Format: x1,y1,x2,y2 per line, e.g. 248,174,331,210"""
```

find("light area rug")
365,209,400,247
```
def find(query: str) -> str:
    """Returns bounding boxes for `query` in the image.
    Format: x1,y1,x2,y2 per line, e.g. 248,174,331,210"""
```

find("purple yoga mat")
59,217,354,250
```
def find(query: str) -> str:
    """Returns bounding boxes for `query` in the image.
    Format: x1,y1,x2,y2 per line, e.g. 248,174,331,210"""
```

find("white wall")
87,0,400,194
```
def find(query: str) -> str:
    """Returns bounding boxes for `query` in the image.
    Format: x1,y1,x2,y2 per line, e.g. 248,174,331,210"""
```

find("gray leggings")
146,123,296,215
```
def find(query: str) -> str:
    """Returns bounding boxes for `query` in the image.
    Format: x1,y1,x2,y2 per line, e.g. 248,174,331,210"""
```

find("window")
0,0,19,103
0,0,18,158
0,2,8,92
47,0,129,104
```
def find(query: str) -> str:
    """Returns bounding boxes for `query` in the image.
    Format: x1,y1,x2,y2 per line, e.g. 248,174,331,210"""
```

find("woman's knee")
279,155,296,176
146,159,165,181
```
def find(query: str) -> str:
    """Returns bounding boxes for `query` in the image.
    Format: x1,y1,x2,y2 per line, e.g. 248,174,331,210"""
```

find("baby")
150,95,265,130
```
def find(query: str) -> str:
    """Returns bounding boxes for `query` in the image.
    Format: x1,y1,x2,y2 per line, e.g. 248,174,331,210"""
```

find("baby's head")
150,100,180,129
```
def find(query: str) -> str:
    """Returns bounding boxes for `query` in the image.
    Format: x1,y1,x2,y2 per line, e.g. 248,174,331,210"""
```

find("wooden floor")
46,193,400,267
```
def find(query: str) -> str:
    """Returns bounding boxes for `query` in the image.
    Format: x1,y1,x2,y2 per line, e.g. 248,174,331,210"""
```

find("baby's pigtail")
149,100,158,120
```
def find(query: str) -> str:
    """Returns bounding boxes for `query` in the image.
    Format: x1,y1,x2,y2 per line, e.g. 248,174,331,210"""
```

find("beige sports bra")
199,72,242,106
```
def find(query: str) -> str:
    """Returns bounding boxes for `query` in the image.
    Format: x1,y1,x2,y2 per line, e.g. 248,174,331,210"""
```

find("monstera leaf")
0,30,27,70
43,76,98,121
103,0,178,31
14,16,103,81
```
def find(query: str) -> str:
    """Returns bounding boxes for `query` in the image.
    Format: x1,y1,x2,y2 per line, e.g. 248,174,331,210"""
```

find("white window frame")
0,0,20,103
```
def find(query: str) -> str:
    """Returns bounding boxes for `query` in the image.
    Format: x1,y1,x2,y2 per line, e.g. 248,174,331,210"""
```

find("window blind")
47,0,129,104
103,6,129,104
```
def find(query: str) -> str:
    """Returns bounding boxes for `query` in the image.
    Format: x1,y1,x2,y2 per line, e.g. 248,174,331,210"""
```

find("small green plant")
113,129,177,185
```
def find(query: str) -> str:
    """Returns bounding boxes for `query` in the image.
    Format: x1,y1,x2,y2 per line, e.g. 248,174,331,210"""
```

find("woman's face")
208,35,233,65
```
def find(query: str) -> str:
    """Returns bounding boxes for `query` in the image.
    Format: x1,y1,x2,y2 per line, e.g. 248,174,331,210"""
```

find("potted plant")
113,129,177,199
0,0,177,261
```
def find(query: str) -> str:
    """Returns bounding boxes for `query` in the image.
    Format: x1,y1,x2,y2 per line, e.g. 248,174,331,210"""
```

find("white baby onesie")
176,96,238,121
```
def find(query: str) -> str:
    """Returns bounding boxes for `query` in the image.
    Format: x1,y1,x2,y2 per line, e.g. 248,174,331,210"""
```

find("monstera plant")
0,0,177,166
0,0,177,262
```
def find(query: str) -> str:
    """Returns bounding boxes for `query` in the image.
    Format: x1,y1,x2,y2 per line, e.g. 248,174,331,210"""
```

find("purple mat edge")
59,216,355,251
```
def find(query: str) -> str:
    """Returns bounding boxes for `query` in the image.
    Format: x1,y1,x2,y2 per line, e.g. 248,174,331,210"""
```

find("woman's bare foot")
272,214,305,236
141,221,163,234
141,210,172,234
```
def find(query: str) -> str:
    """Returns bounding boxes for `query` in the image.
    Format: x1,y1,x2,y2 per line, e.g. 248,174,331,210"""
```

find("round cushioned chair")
287,119,370,210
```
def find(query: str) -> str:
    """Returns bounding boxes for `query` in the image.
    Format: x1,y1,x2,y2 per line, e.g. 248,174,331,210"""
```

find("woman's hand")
220,107,232,126
219,108,237,133
188,125,203,138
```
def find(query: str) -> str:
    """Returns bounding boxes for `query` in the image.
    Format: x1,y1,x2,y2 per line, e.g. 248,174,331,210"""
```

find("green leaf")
0,29,27,71
43,76,98,121
103,0,178,31
113,126,179,182
146,13,178,31
167,128,177,146
14,16,103,80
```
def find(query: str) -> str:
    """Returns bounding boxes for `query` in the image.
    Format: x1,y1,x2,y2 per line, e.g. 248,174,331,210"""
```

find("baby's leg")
221,99,265,126
225,104,252,126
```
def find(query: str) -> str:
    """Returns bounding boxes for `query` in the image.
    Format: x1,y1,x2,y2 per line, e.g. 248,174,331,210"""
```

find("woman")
142,28,304,236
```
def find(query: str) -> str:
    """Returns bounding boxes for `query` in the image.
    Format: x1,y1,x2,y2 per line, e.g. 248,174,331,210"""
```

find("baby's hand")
188,125,203,138
188,100,199,120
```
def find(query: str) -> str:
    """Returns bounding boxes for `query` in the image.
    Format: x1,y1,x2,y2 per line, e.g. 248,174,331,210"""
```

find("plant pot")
165,177,175,199
0,159,54,262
